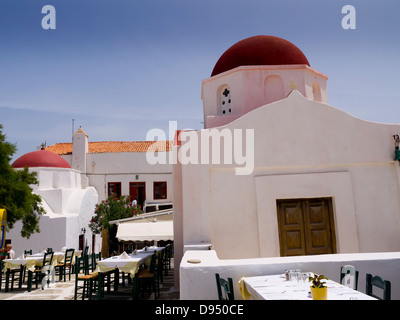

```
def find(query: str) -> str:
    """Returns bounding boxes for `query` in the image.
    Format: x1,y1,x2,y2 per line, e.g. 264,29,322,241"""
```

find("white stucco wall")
86,152,172,203
7,167,99,256
176,91,400,262
202,65,328,128
59,129,173,206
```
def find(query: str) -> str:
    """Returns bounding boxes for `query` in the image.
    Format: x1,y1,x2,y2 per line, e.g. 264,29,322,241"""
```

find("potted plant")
308,273,329,300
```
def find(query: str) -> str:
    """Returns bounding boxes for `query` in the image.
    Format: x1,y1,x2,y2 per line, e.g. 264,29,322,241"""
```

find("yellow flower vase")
310,287,328,300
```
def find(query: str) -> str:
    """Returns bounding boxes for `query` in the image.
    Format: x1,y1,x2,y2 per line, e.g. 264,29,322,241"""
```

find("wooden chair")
21,250,32,282
163,244,172,275
29,251,54,290
86,253,94,272
157,249,164,284
215,273,234,300
92,252,101,272
99,255,118,295
340,265,359,290
1,252,23,291
6,264,23,291
366,273,391,300
55,248,74,282
0,253,7,291
1,252,24,291
136,253,159,300
74,255,98,300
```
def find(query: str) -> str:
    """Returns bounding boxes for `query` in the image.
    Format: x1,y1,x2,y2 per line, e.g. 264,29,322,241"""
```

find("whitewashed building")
47,127,173,211
10,148,99,256
174,35,400,299
9,127,173,256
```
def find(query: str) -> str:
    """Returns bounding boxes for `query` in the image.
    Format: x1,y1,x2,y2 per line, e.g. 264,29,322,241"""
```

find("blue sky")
1,0,399,162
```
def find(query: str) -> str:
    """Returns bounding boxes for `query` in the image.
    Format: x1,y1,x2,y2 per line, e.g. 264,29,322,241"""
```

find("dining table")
28,250,82,263
3,249,83,292
3,255,54,292
136,246,165,257
134,246,165,253
94,250,155,300
239,274,377,300
27,251,64,264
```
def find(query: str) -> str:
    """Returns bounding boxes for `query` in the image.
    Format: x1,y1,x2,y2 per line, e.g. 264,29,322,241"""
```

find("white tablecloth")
95,252,153,278
3,256,57,272
28,250,81,264
28,251,65,264
240,274,376,300
137,246,164,253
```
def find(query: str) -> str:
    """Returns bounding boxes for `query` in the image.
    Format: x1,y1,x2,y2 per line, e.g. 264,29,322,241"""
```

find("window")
219,86,232,115
108,182,121,197
154,181,167,199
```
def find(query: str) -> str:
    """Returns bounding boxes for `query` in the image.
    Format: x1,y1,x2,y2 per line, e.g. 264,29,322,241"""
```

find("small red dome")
211,35,310,77
12,149,71,169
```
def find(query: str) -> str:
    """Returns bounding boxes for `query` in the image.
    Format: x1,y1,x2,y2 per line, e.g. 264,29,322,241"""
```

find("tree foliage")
89,194,142,234
0,124,44,238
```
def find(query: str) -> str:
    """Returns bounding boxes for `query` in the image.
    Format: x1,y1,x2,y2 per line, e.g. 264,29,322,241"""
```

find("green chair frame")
55,248,75,282
215,273,234,300
86,252,94,272
6,264,23,291
135,253,159,300
22,250,32,282
2,253,23,291
163,244,172,275
28,251,54,290
91,252,101,272
99,254,118,295
74,255,99,300
0,253,7,291
366,273,391,300
340,265,359,290
157,249,164,284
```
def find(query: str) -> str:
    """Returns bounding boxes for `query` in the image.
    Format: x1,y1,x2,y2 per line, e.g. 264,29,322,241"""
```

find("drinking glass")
299,273,309,289
289,269,301,286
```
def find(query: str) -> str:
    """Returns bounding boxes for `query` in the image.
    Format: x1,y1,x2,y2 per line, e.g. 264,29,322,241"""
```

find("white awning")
116,220,173,242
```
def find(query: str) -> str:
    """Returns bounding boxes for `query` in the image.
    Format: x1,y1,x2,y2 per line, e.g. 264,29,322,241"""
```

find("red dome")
12,149,71,169
211,35,310,77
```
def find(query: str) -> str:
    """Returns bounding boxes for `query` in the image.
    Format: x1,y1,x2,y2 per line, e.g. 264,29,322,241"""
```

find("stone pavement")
0,258,179,301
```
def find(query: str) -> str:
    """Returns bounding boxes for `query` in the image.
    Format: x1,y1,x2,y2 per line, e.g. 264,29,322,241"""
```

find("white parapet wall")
180,250,400,300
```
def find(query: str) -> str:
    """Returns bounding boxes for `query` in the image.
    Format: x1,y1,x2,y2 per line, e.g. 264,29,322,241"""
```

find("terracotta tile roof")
46,143,73,155
46,141,172,155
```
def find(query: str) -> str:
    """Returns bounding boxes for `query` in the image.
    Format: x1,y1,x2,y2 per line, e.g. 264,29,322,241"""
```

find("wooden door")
79,234,85,251
129,182,146,209
277,198,336,257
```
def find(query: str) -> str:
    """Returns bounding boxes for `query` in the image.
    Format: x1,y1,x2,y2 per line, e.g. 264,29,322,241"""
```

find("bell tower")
201,35,328,129
72,126,89,187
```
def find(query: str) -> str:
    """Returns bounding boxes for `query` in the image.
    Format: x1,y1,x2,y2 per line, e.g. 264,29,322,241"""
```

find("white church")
10,147,100,254
174,35,400,299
